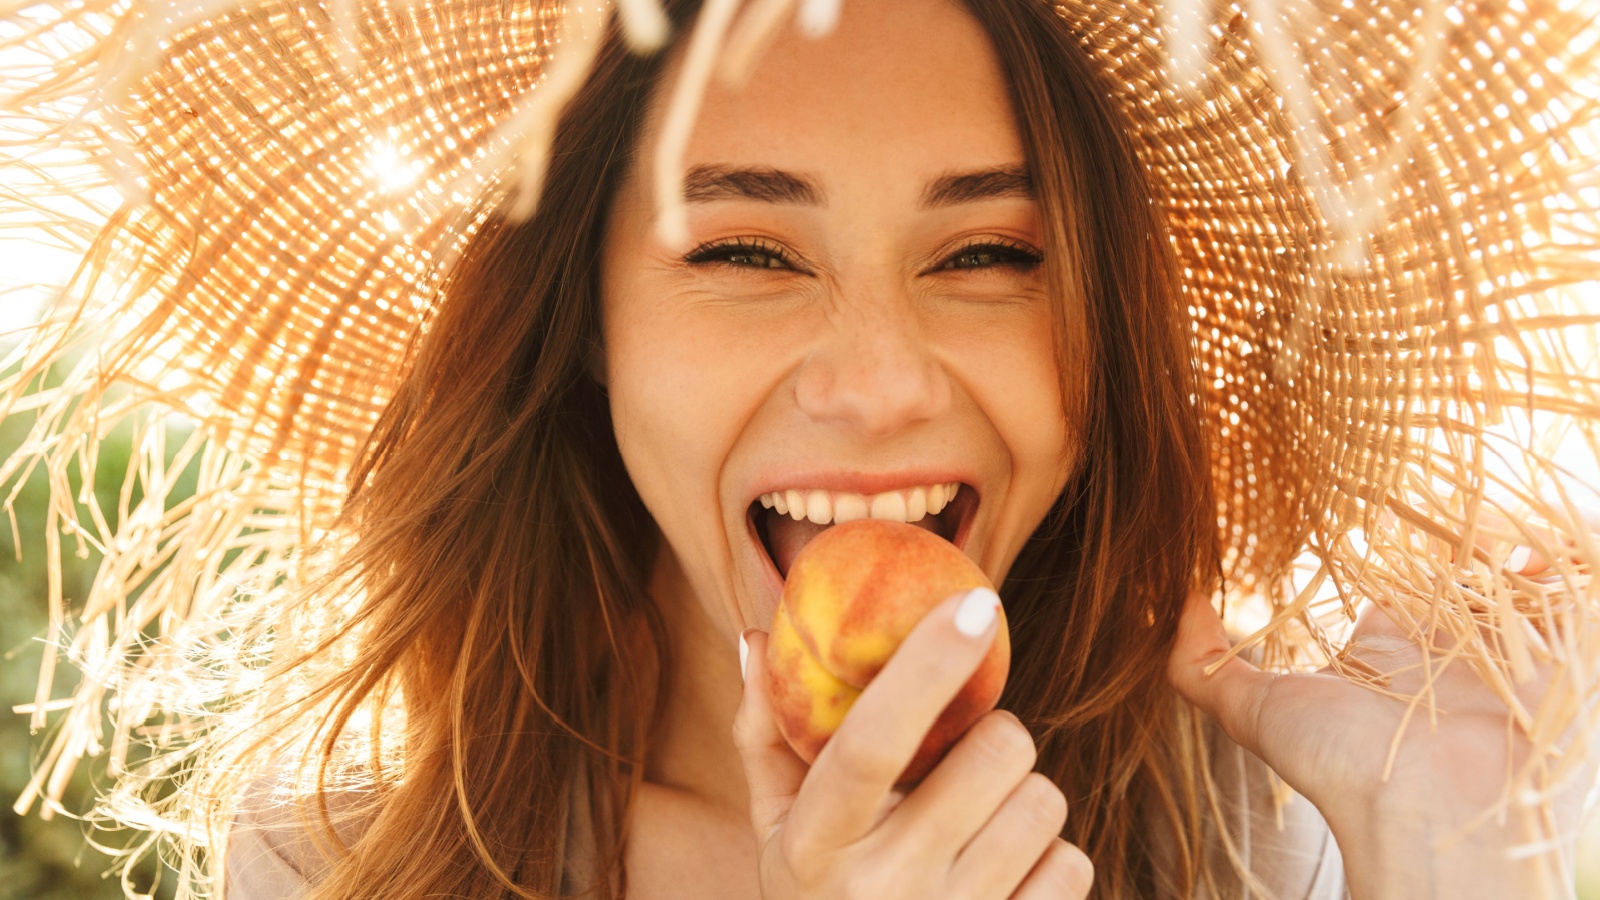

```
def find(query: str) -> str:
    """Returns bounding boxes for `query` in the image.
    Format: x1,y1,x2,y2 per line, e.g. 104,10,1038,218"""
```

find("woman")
209,0,1593,897
262,0,1215,895
6,0,1596,897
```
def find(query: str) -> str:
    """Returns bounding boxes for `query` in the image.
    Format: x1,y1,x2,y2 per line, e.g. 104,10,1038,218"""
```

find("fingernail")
739,631,750,682
954,588,1000,638
1507,545,1532,573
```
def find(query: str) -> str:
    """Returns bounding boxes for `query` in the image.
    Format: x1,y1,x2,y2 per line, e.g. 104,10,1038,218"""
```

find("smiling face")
601,0,1079,638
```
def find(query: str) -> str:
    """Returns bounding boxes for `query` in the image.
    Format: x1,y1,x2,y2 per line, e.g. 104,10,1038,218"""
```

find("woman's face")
601,0,1076,636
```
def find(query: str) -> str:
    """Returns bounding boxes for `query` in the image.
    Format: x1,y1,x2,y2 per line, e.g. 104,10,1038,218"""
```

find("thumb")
1166,592,1275,759
732,628,810,845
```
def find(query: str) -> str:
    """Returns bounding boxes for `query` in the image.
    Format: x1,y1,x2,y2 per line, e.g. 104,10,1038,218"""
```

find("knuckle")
729,708,762,756
1042,840,1095,896
777,824,826,885
967,711,1037,770
825,851,902,896
1016,773,1069,832
729,705,751,744
840,865,891,900
827,727,905,783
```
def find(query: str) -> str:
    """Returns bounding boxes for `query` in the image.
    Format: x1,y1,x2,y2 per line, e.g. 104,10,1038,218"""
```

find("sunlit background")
1,43,1598,900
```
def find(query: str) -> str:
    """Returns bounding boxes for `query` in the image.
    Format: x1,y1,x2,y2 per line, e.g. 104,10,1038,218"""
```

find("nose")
793,293,951,438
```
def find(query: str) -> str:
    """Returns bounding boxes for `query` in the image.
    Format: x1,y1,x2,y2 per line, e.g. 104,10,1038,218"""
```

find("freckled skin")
767,520,1010,784
597,0,1074,833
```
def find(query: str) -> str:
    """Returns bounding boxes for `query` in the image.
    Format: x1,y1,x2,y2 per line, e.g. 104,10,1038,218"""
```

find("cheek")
941,305,1072,485
604,297,782,525
607,307,717,499
929,303,1071,579
1010,324,1073,486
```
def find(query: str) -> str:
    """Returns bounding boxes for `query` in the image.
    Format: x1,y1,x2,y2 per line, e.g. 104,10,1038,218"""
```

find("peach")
765,518,1011,784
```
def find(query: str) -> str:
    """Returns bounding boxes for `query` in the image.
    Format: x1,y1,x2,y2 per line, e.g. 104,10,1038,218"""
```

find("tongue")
767,512,831,577
765,509,943,577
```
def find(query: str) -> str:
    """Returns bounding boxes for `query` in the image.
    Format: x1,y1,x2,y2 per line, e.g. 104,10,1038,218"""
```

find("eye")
683,238,800,271
936,239,1043,272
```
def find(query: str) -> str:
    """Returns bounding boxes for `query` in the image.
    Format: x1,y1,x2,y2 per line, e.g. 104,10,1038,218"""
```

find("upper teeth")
757,483,961,525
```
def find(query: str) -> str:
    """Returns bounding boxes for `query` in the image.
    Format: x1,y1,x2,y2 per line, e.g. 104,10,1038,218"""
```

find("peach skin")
765,519,1011,784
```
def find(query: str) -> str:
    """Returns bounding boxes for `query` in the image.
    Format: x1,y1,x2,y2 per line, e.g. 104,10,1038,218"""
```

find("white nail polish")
1507,545,1532,573
954,588,1000,638
739,632,750,682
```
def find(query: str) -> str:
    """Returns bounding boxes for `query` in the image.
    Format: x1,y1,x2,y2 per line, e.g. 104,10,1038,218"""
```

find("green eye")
684,238,797,271
941,241,1043,271
724,249,787,268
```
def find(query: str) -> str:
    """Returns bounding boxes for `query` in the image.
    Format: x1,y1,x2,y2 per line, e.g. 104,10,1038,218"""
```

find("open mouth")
748,483,979,582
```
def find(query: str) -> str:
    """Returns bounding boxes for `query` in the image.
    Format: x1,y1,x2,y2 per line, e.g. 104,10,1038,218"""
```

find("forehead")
678,0,1025,189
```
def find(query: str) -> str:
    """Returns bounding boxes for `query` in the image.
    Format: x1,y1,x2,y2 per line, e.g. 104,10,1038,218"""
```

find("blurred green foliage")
0,400,184,900
1585,817,1600,897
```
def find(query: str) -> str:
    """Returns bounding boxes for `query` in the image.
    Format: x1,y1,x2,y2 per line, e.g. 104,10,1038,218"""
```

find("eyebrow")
683,165,823,205
921,165,1034,207
678,163,1035,208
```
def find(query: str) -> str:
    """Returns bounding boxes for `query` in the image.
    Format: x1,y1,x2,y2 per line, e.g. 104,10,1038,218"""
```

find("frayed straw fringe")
1,0,1599,895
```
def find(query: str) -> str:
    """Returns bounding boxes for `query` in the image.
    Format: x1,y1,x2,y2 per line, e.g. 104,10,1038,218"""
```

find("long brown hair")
281,1,1219,897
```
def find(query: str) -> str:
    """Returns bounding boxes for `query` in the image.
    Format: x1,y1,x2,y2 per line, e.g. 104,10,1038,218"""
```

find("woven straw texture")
1,0,1598,867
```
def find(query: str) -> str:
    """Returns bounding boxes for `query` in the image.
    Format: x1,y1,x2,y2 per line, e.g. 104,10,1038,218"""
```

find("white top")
224,732,1347,899
1150,728,1348,899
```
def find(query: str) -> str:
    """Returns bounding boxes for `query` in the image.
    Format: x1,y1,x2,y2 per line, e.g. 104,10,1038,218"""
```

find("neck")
643,545,750,820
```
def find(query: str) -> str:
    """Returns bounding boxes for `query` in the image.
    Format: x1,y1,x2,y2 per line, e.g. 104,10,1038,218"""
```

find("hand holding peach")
765,518,1012,784
733,584,1089,900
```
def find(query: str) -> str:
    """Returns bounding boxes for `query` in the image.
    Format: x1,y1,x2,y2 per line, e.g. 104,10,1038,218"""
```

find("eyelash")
683,237,800,271
681,237,1044,273
937,237,1044,272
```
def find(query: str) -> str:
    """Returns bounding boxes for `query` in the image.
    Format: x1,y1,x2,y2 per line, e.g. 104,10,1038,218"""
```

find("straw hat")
2,0,1598,842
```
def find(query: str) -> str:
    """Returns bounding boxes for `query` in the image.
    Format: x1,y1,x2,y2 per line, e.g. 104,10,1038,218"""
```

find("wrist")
1329,792,1577,900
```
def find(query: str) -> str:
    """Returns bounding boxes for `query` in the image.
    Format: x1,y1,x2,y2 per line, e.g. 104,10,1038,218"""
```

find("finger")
881,709,1037,858
947,772,1067,899
1348,598,1414,643
1460,502,1600,576
1165,591,1275,757
1011,838,1094,900
787,587,1002,854
867,787,908,830
1169,595,1369,800
1345,586,1534,662
732,629,812,845
1461,511,1563,576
